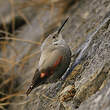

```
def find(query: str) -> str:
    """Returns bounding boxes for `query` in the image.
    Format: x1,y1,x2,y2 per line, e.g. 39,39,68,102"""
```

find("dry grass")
0,0,74,109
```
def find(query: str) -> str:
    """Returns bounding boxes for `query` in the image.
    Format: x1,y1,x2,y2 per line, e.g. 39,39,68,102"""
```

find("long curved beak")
57,17,69,34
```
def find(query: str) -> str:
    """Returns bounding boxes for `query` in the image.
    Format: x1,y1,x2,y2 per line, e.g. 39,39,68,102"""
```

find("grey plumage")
26,18,71,96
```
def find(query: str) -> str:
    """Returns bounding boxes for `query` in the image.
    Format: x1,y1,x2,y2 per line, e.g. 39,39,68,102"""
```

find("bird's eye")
53,36,55,39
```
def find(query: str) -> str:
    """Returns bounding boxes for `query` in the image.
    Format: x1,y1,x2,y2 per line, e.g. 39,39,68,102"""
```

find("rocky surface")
0,0,110,110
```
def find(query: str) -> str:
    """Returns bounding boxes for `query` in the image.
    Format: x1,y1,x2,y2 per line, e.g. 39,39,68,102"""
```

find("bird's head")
41,17,69,50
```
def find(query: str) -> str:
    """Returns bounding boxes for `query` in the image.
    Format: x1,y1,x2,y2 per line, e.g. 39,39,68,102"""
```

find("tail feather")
26,85,34,96
26,69,40,96
26,69,48,96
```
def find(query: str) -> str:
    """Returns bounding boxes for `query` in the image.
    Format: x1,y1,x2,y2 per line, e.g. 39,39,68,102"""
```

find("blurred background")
0,0,110,110
0,0,77,109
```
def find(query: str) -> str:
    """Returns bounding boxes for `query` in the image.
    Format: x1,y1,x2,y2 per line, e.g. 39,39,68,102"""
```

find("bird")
26,17,71,96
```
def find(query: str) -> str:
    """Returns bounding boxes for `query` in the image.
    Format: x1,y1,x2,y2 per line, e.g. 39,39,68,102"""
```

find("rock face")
78,72,110,110
0,0,110,110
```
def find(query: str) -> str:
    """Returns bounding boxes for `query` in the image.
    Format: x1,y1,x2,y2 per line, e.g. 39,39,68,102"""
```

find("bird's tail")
26,84,34,96
26,69,41,96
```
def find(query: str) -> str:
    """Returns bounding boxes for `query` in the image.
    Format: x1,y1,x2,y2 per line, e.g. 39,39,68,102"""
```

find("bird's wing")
26,69,40,96
26,47,65,96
